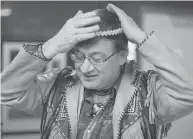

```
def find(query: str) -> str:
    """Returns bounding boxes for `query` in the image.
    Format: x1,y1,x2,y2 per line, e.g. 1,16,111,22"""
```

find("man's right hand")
42,10,100,59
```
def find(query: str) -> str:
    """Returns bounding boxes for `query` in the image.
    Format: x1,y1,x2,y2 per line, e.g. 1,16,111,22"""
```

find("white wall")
140,5,193,139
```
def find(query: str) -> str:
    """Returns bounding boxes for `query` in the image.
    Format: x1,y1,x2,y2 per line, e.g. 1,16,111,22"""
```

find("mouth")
82,74,98,81
84,74,97,77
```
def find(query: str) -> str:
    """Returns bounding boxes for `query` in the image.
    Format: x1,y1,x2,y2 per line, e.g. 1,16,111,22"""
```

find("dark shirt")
76,88,116,139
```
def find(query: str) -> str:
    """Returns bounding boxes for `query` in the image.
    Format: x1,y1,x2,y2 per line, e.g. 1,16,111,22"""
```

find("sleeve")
1,47,61,115
138,33,193,125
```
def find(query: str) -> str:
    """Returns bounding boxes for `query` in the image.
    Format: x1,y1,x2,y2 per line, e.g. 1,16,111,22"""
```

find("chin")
81,81,99,89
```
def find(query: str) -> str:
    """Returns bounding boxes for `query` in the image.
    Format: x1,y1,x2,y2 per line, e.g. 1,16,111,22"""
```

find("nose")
79,58,94,74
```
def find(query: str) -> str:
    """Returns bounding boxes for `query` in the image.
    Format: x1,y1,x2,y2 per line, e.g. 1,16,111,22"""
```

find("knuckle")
79,21,84,26
79,14,84,19
69,30,75,35
74,29,80,35
74,36,80,42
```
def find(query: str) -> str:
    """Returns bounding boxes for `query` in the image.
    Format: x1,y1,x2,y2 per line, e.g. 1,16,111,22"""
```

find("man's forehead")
75,38,115,54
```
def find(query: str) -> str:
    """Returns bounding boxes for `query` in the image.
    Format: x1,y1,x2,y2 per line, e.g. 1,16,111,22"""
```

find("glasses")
70,51,117,65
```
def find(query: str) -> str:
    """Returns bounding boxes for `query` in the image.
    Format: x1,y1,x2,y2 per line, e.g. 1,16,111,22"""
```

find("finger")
75,16,100,27
106,5,115,14
79,11,97,19
75,32,96,42
107,3,127,22
75,10,83,16
75,25,99,34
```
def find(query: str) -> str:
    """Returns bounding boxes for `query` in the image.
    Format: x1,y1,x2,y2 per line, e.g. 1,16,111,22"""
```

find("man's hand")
43,10,100,59
106,3,146,44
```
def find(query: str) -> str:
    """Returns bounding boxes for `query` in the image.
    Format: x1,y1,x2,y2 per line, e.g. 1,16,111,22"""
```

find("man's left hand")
106,3,147,44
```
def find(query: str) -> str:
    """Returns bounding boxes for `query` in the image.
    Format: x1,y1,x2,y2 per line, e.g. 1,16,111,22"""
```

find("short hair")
75,9,128,52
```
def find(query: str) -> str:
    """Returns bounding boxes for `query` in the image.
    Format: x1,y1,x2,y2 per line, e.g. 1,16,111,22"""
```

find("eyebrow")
74,49,106,56
89,52,105,56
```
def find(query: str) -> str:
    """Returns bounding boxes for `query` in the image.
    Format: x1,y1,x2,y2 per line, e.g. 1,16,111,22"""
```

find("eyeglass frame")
70,51,117,66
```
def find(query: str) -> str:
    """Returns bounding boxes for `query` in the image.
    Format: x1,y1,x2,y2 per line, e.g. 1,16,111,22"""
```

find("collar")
112,61,137,138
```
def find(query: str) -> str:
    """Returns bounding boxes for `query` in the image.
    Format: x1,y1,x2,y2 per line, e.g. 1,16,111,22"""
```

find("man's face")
74,39,126,90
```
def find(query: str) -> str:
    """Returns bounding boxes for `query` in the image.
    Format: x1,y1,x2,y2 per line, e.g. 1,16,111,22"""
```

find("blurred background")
1,1,193,139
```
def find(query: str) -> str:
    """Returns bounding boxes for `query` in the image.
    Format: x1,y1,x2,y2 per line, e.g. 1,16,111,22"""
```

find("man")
1,3,193,139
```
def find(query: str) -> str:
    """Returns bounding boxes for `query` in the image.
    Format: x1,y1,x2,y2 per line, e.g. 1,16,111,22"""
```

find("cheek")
102,58,120,73
98,60,120,82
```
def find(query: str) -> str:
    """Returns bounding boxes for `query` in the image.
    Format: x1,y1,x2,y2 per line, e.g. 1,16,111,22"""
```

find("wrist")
42,39,58,59
137,31,155,49
135,31,147,45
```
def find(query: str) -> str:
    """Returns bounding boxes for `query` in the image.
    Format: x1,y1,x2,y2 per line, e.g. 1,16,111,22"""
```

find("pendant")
90,103,103,118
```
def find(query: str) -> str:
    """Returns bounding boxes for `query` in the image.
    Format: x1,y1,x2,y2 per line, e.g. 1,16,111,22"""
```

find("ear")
119,50,128,66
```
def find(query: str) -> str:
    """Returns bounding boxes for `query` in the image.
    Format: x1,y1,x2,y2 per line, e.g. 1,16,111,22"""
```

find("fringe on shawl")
121,116,154,139
121,118,145,139
157,123,172,139
144,70,172,139
121,116,171,139
144,70,159,124
125,69,172,139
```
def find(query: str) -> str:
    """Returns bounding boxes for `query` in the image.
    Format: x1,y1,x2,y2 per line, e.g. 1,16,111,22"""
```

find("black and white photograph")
1,1,193,139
